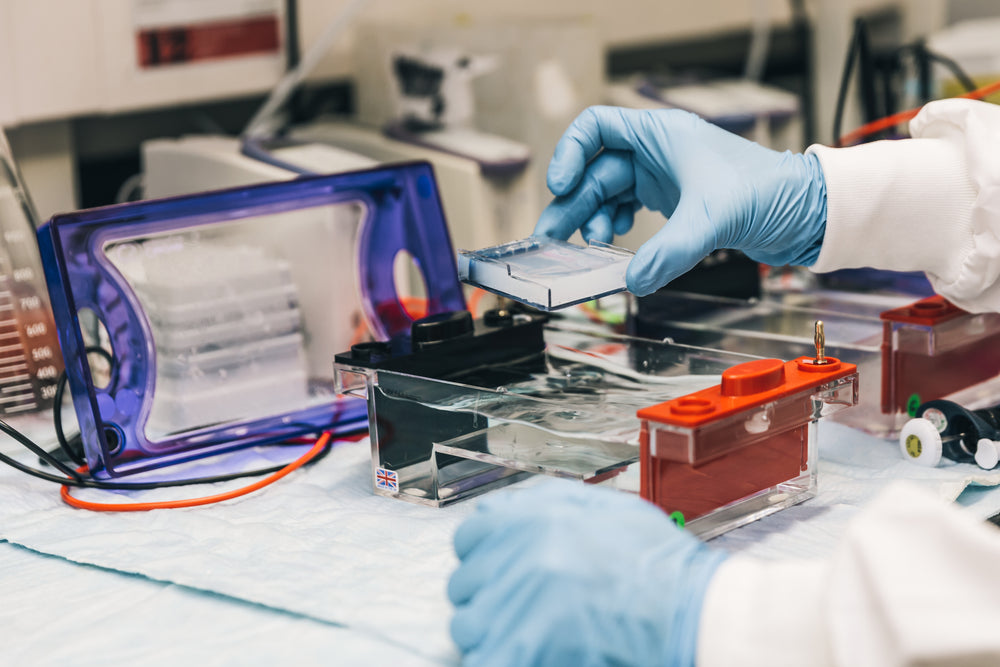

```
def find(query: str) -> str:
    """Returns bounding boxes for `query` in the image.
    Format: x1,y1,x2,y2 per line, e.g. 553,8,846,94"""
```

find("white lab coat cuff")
806,139,977,285
696,556,833,667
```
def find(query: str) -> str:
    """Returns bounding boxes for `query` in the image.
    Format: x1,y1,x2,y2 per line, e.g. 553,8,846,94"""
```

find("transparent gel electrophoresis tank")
336,321,758,507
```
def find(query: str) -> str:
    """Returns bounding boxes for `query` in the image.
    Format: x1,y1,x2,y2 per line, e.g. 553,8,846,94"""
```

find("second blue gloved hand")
534,106,827,296
448,480,727,667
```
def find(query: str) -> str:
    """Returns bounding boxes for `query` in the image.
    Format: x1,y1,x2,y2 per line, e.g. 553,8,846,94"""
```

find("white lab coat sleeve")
696,482,1000,667
806,98,1000,313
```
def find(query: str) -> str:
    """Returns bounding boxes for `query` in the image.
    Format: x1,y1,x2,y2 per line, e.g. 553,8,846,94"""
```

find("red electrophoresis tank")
880,295,1000,416
637,356,858,523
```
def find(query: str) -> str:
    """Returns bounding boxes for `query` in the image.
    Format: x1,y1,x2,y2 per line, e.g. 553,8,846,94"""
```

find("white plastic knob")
975,438,1000,470
899,418,943,467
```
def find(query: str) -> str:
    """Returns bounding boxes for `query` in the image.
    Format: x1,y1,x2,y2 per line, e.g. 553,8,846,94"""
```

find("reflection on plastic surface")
457,237,633,310
629,289,894,436
38,163,466,476
436,422,639,483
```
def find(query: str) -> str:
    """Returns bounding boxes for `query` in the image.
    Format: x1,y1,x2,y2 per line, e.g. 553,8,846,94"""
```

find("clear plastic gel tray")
457,237,633,310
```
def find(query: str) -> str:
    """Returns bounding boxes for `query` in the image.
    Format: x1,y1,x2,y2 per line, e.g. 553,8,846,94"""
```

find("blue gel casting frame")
38,162,466,477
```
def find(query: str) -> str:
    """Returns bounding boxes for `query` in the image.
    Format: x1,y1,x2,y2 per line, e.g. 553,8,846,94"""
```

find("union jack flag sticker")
375,467,399,492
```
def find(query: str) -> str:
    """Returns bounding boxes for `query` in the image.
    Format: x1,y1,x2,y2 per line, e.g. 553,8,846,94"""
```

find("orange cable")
61,431,332,512
837,78,1000,147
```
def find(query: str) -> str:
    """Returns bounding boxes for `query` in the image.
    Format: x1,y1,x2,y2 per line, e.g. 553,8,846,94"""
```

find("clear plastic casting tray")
457,237,633,310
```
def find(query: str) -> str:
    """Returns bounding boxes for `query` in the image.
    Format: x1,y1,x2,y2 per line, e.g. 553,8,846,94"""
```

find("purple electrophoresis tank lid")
37,162,466,477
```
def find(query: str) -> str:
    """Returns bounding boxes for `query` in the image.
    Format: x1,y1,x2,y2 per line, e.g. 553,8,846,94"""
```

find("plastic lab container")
38,162,467,476
335,310,858,538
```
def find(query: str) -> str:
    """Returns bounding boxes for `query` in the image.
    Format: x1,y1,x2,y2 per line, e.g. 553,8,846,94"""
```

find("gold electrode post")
814,320,826,364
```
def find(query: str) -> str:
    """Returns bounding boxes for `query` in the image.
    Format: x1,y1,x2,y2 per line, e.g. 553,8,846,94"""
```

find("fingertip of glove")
446,571,465,606
546,163,576,197
449,607,482,653
533,209,571,241
626,261,664,297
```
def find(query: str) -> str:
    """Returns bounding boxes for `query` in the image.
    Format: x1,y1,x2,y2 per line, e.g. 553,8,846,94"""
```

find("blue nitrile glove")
534,106,828,296
447,479,728,667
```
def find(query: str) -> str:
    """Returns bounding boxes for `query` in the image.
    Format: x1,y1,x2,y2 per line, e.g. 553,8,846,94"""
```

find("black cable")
913,41,933,104
855,19,879,125
1,418,339,490
789,0,815,145
54,346,115,467
833,22,984,148
878,54,898,124
925,51,978,93
0,419,83,482
284,0,304,128
889,42,978,96
4,435,334,488
53,363,85,467
286,0,300,71
832,18,863,147
1,338,362,492
0,448,77,485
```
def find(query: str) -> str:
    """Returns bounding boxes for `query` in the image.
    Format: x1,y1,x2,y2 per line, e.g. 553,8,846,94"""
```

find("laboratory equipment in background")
286,36,538,253
287,119,536,253
351,16,603,221
457,237,634,311
143,135,377,197
38,162,465,477
334,309,857,538
606,76,802,151
0,0,288,127
383,46,526,166
240,4,538,256
143,126,536,265
0,128,63,424
628,290,1000,439
144,39,537,258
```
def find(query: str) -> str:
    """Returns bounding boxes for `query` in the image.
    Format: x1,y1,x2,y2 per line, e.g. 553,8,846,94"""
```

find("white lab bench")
0,420,998,665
